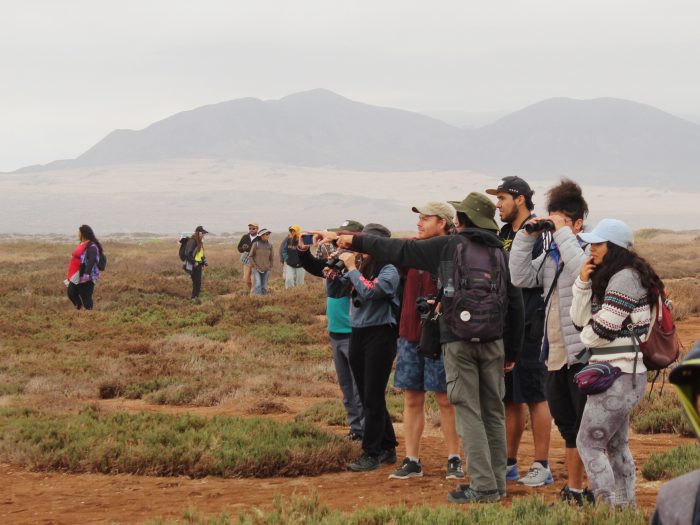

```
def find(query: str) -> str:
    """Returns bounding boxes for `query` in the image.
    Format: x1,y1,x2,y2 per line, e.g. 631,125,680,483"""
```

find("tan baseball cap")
411,201,454,225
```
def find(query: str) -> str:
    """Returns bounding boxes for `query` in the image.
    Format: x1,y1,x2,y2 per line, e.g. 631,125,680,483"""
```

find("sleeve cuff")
574,276,592,290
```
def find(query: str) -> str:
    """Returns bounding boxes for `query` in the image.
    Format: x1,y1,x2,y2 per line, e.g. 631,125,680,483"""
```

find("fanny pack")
574,362,622,395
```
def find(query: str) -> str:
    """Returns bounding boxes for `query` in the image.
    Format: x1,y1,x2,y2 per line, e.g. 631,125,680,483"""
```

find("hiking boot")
505,462,520,481
388,457,423,479
518,462,554,487
345,431,363,442
348,453,380,472
446,457,465,479
560,485,595,506
448,485,501,504
457,483,506,499
379,448,397,465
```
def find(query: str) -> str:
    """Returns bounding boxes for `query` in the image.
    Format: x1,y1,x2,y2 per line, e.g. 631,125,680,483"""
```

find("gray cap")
412,201,454,225
362,223,391,238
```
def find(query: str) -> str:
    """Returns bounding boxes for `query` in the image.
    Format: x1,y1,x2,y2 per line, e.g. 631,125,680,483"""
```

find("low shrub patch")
295,400,347,426
631,391,694,436
142,494,649,525
642,444,700,481
0,406,353,477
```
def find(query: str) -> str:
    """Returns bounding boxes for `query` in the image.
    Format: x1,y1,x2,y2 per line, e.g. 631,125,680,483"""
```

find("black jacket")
352,228,524,361
237,233,256,254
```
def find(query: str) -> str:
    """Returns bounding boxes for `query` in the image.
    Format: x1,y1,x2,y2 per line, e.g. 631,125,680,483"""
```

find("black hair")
591,242,664,305
456,211,475,229
79,225,104,256
546,179,588,221
523,193,535,211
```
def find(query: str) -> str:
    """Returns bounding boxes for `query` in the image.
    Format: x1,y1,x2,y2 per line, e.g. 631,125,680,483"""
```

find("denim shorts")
393,337,447,392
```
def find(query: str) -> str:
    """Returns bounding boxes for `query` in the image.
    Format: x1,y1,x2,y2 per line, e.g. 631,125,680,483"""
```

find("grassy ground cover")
141,495,649,525
631,391,694,436
642,443,700,481
0,405,353,477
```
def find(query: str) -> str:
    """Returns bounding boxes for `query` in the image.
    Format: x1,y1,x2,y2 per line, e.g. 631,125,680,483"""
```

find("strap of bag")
543,261,565,309
628,323,642,388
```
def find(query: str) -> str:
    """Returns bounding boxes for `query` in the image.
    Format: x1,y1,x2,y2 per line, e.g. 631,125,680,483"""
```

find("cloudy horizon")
2,0,700,172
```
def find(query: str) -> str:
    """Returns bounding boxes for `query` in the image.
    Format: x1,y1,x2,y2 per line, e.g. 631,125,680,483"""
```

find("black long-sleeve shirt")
351,228,524,361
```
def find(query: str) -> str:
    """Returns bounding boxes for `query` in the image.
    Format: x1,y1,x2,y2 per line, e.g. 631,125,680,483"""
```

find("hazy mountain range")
16,89,700,188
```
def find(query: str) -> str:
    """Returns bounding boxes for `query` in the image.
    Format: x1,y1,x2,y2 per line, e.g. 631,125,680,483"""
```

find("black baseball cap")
195,225,209,234
485,176,533,198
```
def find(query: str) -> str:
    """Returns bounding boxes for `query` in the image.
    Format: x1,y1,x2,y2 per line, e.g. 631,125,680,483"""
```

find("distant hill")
16,90,700,188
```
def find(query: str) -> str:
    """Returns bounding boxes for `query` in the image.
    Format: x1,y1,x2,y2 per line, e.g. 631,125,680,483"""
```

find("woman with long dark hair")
65,224,104,310
570,218,659,507
327,223,401,472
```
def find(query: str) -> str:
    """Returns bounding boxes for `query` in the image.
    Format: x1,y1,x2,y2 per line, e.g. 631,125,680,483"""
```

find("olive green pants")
443,339,506,493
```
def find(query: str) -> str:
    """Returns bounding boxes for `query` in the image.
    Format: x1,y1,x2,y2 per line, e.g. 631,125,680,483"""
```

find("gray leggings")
576,372,646,507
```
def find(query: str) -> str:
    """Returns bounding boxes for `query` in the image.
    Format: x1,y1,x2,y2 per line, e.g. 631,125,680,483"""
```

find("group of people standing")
300,176,669,508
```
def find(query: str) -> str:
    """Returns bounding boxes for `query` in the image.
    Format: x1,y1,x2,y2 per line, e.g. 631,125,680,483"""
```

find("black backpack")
438,235,509,342
90,243,107,271
179,237,190,261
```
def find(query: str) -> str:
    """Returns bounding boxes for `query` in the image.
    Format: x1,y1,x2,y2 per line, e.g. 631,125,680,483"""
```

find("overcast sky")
1,0,699,172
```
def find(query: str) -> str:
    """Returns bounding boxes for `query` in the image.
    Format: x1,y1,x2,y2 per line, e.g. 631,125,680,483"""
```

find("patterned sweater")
570,268,651,373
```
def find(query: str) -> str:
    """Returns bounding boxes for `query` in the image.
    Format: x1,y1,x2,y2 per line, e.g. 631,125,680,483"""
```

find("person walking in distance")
184,226,208,303
509,179,593,505
249,228,274,295
237,222,259,294
65,224,104,310
486,177,553,488
388,202,464,481
282,225,305,289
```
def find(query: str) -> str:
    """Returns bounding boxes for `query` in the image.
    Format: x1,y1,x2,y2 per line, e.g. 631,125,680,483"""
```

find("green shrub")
631,391,694,436
642,444,700,481
142,494,649,525
0,406,352,478
295,400,347,426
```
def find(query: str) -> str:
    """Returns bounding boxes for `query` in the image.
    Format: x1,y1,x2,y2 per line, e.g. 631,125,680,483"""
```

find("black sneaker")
448,485,500,504
457,483,506,499
379,448,397,465
388,457,423,479
348,453,380,472
560,485,594,507
345,431,363,442
446,457,465,479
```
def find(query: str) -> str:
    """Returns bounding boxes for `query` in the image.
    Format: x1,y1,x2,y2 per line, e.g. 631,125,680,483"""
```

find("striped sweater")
570,268,651,373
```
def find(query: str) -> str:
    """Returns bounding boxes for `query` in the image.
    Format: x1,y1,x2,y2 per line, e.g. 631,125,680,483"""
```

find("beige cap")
412,201,455,225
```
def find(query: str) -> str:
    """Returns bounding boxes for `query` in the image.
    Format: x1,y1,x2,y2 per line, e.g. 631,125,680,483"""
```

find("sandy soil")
2,318,699,525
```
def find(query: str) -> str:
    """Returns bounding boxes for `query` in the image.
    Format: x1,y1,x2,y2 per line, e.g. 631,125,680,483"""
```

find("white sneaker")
518,462,554,487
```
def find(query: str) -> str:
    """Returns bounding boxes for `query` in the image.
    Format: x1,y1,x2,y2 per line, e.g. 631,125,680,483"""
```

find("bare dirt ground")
2,318,699,525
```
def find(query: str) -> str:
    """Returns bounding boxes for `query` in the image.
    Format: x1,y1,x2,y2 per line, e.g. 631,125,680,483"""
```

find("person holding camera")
486,177,553,488
183,225,208,303
337,193,524,503
509,179,592,505
388,202,464,481
297,221,365,442
326,223,401,472
249,228,273,295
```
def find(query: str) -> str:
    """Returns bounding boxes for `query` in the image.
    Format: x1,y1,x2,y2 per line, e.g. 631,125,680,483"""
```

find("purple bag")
574,362,622,395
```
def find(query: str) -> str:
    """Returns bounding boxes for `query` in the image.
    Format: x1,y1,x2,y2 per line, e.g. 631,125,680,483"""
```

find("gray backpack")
439,235,509,342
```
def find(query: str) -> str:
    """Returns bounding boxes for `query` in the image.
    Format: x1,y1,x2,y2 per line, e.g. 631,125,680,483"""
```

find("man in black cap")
336,193,524,503
486,177,553,488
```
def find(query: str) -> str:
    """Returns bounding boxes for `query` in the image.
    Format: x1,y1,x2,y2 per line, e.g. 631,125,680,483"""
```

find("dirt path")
2,318,699,525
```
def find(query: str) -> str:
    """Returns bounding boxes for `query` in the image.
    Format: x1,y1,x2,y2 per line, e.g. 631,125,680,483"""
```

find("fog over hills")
16,89,700,188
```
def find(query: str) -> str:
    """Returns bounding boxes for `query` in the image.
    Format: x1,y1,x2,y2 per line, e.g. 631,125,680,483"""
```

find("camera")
524,220,555,234
415,295,436,317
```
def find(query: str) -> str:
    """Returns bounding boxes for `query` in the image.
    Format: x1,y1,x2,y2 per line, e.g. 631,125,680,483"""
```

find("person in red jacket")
388,202,464,481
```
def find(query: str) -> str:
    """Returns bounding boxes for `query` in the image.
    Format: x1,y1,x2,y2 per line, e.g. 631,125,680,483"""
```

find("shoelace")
523,467,541,478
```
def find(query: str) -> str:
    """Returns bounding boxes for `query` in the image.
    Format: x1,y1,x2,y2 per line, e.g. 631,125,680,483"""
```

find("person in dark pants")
326,223,401,472
183,226,208,302
65,224,104,310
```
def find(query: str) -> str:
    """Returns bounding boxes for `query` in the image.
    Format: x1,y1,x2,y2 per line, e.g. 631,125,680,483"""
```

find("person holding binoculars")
509,179,593,505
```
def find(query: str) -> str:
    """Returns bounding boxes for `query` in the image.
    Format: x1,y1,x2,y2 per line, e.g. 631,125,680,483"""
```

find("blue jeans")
253,269,270,295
